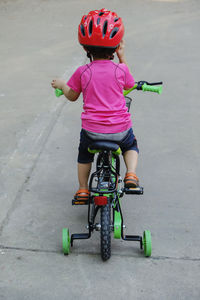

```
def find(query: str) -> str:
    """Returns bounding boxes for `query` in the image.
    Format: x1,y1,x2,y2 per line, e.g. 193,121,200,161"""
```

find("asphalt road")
0,0,200,299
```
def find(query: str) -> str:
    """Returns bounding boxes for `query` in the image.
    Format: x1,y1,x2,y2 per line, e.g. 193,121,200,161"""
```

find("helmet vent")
80,24,85,36
110,27,119,39
102,20,108,37
97,17,100,25
99,12,104,16
89,20,93,36
114,18,119,22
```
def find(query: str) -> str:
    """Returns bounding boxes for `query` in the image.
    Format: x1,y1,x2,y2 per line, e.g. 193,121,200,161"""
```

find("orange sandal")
124,173,139,188
74,189,90,201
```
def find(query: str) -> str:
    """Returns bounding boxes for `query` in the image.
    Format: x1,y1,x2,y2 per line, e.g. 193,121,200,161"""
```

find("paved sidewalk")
0,0,200,299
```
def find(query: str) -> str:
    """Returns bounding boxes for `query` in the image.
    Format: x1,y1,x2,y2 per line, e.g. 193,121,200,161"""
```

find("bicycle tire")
100,202,111,261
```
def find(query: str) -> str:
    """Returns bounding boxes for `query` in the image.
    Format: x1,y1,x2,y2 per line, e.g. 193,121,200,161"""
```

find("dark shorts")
78,128,139,164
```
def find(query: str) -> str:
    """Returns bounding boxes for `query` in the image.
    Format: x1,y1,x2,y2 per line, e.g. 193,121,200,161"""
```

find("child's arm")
116,40,128,66
116,40,135,90
51,79,80,101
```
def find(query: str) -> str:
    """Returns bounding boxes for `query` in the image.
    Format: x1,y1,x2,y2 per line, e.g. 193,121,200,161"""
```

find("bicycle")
55,80,163,261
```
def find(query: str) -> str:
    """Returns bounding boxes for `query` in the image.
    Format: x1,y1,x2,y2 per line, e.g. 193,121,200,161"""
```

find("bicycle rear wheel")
100,202,111,261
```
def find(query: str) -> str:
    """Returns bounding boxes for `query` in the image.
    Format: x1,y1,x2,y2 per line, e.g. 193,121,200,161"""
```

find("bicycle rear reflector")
94,196,107,206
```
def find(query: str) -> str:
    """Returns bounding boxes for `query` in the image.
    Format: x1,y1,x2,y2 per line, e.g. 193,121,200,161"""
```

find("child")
51,8,139,201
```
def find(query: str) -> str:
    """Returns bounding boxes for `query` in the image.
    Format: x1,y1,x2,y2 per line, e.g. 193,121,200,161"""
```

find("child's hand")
51,79,65,90
116,39,125,60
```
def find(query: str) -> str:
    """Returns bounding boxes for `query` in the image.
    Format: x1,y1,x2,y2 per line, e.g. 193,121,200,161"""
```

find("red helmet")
78,8,124,48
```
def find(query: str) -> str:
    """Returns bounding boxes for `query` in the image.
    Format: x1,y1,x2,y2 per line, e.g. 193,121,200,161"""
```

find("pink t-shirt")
67,60,135,133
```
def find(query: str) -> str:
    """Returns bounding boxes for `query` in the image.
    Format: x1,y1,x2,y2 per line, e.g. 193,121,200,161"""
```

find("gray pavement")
0,0,200,299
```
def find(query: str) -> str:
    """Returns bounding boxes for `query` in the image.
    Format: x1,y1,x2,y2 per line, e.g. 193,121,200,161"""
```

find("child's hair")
84,46,117,62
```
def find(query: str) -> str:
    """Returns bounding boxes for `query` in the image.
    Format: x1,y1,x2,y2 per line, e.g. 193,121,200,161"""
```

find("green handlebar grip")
142,83,162,94
55,88,64,97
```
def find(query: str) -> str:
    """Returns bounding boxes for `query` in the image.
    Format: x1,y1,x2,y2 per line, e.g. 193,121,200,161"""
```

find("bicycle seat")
88,141,120,152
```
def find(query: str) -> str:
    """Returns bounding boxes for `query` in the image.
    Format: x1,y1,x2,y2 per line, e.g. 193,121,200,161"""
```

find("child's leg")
78,162,92,190
123,150,139,188
123,150,138,174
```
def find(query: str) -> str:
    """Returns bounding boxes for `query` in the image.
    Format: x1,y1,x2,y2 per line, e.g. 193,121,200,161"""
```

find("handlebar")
54,81,163,97
123,81,163,96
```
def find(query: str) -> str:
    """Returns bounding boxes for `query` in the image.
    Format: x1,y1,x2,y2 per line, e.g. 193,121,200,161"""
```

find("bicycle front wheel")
100,202,111,261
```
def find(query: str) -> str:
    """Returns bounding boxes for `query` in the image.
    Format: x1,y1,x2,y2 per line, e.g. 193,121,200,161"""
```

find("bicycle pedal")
123,187,144,195
72,199,89,205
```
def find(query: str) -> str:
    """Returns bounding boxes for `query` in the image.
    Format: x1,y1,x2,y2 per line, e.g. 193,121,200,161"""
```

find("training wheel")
114,210,121,239
143,230,152,257
62,228,70,255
